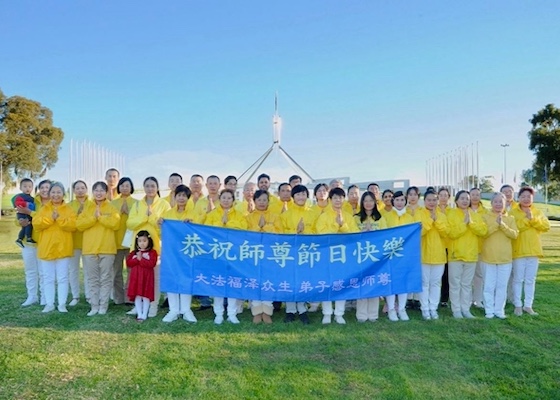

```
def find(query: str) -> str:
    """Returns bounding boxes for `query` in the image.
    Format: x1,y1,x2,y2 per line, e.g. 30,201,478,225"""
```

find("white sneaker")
495,314,507,319
462,311,475,319
430,310,439,320
87,309,99,317
422,311,431,320
126,307,137,315
148,305,158,318
162,312,179,323
335,316,346,325
42,304,55,313
322,315,331,324
58,304,68,313
183,310,197,323
98,307,108,315
21,297,38,307
453,312,463,319
388,310,398,322
214,315,224,325
398,310,410,321
308,304,319,312
227,315,240,324
69,298,79,307
485,314,494,319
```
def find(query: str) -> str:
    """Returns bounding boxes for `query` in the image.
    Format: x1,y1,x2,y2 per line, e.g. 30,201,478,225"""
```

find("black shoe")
26,238,37,244
299,312,310,325
413,300,421,310
406,299,414,310
273,301,282,311
283,312,295,323
196,305,212,312
15,239,24,249
440,302,448,308
161,298,169,309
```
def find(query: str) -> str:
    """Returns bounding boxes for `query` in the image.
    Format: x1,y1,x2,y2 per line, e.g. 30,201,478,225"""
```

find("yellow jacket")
481,212,518,264
406,205,424,218
111,196,138,250
162,205,197,222
268,198,293,215
342,201,360,216
192,196,219,223
127,196,171,252
203,206,248,230
315,207,359,234
353,215,387,232
246,209,282,233
235,199,252,216
511,205,550,258
280,204,318,234
385,209,416,228
68,198,93,250
447,208,487,262
76,200,120,255
418,208,449,265
33,201,76,260
470,204,488,252
506,200,519,213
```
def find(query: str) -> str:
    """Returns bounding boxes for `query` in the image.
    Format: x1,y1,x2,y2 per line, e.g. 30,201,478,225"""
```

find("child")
12,178,36,248
126,230,157,322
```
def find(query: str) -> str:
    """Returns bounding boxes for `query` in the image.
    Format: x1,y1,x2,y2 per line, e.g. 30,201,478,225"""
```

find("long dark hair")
135,230,154,251
357,191,382,222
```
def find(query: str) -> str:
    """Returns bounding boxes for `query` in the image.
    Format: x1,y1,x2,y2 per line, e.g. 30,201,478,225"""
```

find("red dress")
126,249,157,301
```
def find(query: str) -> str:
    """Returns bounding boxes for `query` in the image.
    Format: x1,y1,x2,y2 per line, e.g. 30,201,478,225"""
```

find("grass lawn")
0,217,559,399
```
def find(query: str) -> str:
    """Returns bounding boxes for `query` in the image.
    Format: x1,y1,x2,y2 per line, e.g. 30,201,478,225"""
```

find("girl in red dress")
126,230,157,321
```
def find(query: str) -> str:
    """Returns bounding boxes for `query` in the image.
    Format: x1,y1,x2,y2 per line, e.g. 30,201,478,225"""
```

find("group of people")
15,169,550,325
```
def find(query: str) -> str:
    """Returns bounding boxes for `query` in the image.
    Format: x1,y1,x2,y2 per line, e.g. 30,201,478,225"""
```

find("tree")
0,90,64,190
521,168,560,201
459,175,494,193
527,104,560,183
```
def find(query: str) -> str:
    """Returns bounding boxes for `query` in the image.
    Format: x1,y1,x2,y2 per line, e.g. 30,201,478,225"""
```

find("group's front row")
18,177,550,326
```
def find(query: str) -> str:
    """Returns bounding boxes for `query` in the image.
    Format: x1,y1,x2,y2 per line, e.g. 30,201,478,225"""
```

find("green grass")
1,217,559,399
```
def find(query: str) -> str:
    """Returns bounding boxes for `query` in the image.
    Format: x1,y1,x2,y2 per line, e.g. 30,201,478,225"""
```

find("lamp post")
500,144,509,183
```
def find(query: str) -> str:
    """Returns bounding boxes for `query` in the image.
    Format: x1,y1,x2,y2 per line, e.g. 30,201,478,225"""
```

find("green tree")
0,90,64,190
521,168,559,201
460,175,494,193
527,104,560,183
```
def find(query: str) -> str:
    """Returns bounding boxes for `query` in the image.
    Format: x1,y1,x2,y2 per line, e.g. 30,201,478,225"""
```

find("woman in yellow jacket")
469,187,488,309
437,187,452,308
511,186,550,316
316,187,359,325
67,180,92,307
481,193,518,319
203,188,248,324
33,182,76,313
111,177,137,305
76,182,120,316
379,189,394,219
16,179,51,307
354,191,387,323
280,185,318,324
384,191,416,321
245,189,281,324
127,176,171,318
447,190,488,319
158,184,198,324
418,189,449,320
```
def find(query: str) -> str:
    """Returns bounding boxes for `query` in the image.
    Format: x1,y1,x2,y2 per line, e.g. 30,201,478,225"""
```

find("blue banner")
160,221,421,301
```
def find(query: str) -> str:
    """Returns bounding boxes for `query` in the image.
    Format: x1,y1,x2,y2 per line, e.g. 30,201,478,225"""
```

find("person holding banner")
384,191,416,321
203,188,248,324
447,190,487,319
76,182,120,316
280,185,318,324
511,186,550,316
159,184,198,323
246,189,281,324
126,177,171,318
418,189,449,320
354,191,387,322
316,187,359,325
481,192,518,319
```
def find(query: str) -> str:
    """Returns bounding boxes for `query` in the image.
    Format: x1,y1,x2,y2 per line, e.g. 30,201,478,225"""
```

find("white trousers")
285,302,307,314
420,264,445,312
167,293,193,315
21,246,39,301
472,257,484,306
213,297,240,317
512,257,539,308
68,249,82,300
448,261,476,313
356,298,379,320
251,300,273,316
83,254,115,309
322,300,346,316
386,293,407,312
482,262,512,316
41,258,70,306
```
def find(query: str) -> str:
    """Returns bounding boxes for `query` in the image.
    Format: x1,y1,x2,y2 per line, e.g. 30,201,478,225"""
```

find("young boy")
12,178,36,248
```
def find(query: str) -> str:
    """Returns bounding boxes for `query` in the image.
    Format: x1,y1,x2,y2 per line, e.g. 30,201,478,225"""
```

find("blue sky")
2,1,559,190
